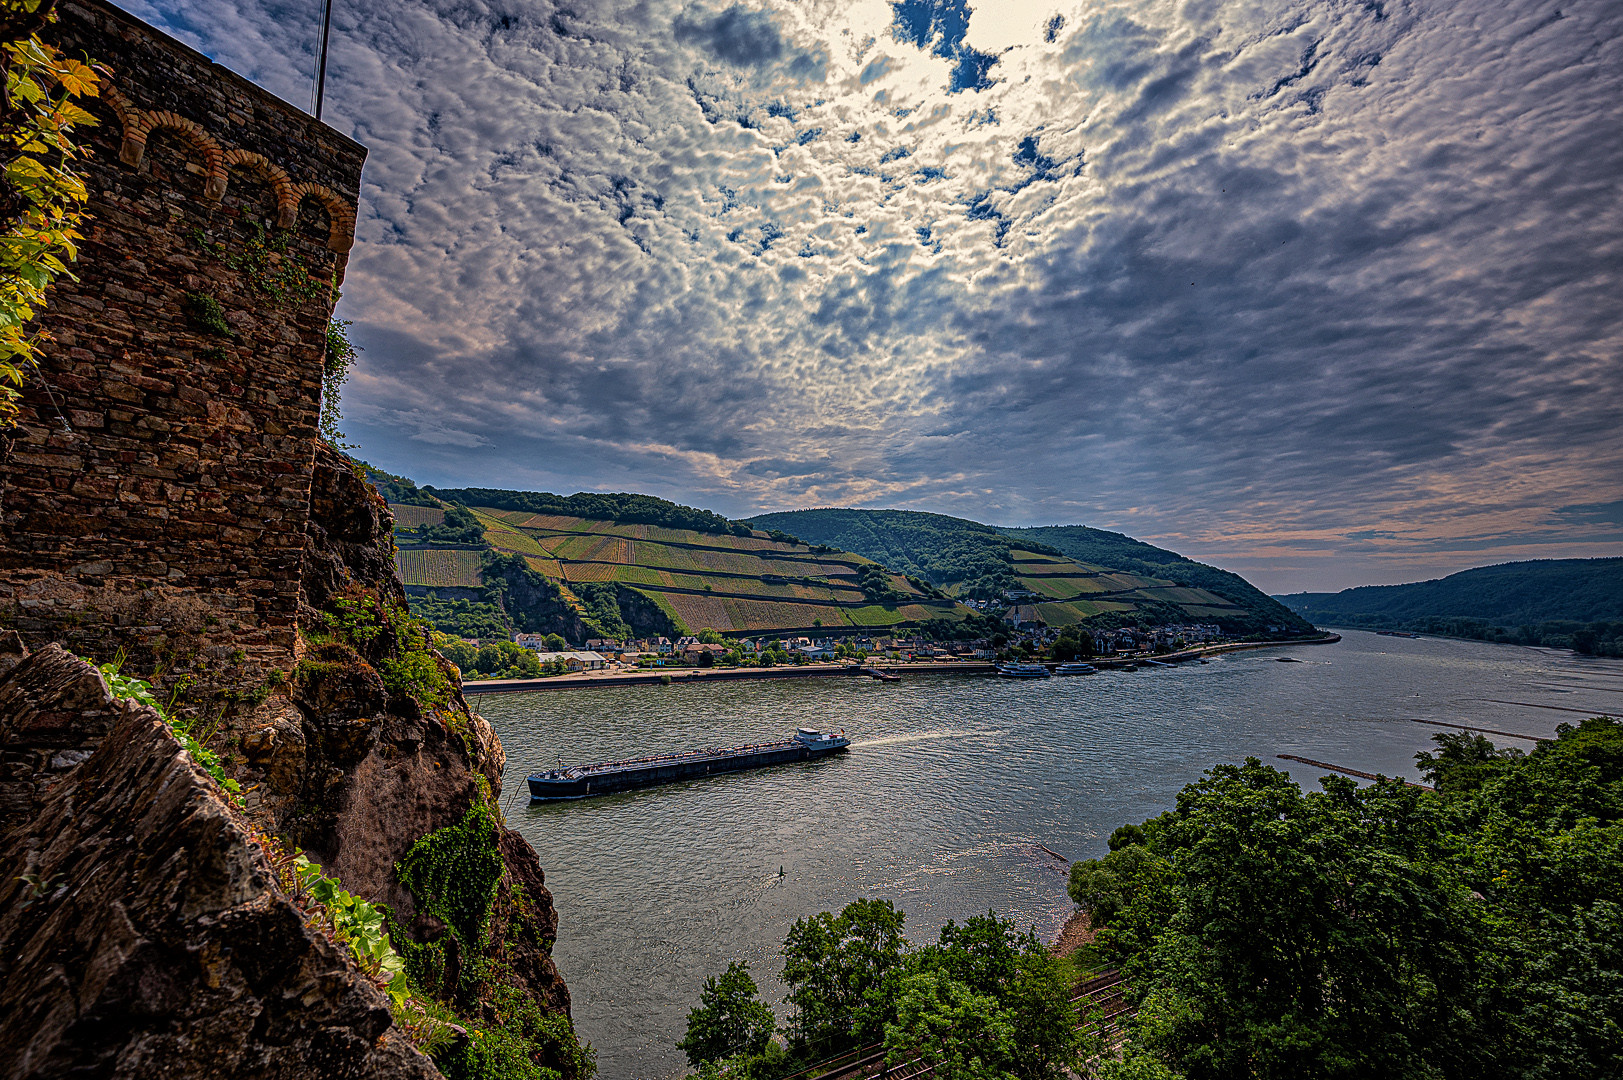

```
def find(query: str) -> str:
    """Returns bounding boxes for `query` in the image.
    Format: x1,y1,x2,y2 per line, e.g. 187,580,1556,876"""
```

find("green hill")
372,480,974,643
1276,558,1623,654
745,509,1313,636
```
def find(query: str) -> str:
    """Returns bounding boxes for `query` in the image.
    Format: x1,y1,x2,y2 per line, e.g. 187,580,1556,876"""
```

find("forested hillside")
748,509,1315,636
1278,558,1623,654
425,486,741,536
1006,524,1312,632
1064,717,1623,1078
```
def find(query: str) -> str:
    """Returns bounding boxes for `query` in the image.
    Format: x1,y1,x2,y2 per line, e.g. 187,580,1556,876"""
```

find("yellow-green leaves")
1,9,100,424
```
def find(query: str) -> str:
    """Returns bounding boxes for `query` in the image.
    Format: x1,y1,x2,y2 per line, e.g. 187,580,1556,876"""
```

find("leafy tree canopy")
1075,715,1623,1080
677,962,776,1067
428,486,743,535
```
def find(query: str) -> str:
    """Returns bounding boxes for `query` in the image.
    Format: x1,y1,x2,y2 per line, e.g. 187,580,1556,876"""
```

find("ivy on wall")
393,799,597,1079
187,220,361,450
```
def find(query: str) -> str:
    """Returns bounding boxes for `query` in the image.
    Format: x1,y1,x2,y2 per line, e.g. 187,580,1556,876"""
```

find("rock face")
0,644,439,1080
238,443,570,1017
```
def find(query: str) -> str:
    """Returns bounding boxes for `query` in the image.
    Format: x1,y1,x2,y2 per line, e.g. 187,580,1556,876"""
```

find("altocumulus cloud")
123,0,1623,590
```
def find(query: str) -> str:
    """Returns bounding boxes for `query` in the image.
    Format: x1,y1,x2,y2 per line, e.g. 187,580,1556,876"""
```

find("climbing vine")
322,314,357,448
187,220,358,450
396,800,506,981
0,0,101,427
392,798,596,1079
189,220,329,307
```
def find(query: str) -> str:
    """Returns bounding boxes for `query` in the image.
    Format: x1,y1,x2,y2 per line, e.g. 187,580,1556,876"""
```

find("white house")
532,651,608,672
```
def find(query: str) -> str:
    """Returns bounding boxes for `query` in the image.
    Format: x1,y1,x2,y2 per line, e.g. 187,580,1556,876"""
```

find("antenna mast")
314,0,334,120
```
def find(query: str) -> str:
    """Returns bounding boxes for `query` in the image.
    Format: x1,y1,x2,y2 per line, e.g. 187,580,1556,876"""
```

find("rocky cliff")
0,4,583,1075
0,641,439,1079
0,451,586,1080
223,443,580,1072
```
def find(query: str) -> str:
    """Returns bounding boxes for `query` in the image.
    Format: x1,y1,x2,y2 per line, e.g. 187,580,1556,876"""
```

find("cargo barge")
528,727,850,800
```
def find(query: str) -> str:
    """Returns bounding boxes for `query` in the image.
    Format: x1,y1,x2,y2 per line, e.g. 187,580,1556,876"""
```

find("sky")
125,0,1623,593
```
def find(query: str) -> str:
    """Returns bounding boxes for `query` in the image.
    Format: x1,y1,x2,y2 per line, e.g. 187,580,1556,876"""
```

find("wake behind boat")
528,728,850,800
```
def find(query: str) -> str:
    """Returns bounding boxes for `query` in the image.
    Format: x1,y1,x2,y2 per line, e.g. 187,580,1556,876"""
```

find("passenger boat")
528,728,850,800
1054,661,1097,675
997,661,1050,678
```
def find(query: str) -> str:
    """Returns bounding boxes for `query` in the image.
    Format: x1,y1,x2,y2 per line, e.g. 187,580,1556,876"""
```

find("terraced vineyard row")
389,504,444,528
395,548,484,588
393,502,970,635
1005,547,1239,625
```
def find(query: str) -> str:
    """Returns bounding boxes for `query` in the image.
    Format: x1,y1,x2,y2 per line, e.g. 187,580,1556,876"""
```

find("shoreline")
461,634,1341,695
1051,907,1098,958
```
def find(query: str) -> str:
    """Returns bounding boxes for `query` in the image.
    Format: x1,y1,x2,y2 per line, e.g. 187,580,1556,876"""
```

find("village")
492,623,1232,676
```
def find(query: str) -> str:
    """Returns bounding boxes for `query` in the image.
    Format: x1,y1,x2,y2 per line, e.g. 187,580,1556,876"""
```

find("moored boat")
998,661,1050,678
528,727,850,800
1054,661,1097,675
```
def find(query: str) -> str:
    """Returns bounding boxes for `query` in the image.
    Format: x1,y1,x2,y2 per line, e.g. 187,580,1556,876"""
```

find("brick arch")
119,109,228,201
99,84,137,134
221,148,297,224
292,182,356,254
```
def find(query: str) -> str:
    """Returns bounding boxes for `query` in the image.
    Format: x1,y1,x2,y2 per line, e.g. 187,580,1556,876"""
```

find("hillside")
746,509,1314,636
1276,558,1623,654
1004,524,1314,634
377,483,973,641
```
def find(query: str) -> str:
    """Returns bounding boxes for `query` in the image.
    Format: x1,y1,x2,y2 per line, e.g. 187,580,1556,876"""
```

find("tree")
1068,843,1169,930
1091,760,1498,1080
677,962,776,1067
885,970,1018,1080
1052,631,1094,662
915,913,1079,1080
1414,730,1522,795
698,628,724,644
782,898,908,1053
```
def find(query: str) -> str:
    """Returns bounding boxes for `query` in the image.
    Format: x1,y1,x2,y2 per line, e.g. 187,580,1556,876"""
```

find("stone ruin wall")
0,0,365,682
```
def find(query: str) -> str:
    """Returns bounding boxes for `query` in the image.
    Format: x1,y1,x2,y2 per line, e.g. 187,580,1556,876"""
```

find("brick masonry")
0,0,366,677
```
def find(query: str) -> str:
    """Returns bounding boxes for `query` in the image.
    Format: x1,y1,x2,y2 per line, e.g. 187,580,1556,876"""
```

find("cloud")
674,3,828,79
1553,500,1623,527
119,0,1623,594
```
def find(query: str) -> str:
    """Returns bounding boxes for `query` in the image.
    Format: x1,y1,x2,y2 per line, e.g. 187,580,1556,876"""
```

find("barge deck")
528,727,849,800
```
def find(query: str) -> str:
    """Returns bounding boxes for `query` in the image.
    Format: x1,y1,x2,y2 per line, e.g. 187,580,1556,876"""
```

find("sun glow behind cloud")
125,0,1623,591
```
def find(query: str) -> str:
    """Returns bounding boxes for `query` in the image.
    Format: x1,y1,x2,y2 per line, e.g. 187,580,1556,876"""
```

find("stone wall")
0,0,365,679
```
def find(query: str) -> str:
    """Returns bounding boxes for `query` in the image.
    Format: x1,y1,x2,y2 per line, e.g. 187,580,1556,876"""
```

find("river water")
480,630,1623,1079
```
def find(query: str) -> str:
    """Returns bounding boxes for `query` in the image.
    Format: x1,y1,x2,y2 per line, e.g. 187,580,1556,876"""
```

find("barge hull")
528,743,847,800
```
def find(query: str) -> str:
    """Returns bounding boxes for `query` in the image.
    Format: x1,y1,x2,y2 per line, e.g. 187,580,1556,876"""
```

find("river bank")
461,634,1342,694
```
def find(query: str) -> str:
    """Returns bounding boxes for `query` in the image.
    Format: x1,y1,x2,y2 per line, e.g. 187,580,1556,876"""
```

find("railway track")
783,970,1136,1080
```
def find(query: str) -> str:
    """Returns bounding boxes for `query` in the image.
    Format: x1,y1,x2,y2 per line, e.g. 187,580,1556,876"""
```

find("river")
479,630,1623,1078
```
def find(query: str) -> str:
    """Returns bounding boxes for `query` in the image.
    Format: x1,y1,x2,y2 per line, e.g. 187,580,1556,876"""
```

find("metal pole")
314,0,334,120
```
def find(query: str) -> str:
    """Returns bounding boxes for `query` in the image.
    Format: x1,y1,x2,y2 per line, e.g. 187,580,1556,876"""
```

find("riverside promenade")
460,634,1340,694
462,660,996,694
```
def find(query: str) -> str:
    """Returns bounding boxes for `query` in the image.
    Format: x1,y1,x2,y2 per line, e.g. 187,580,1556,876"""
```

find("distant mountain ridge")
1277,558,1623,627
745,508,1315,636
